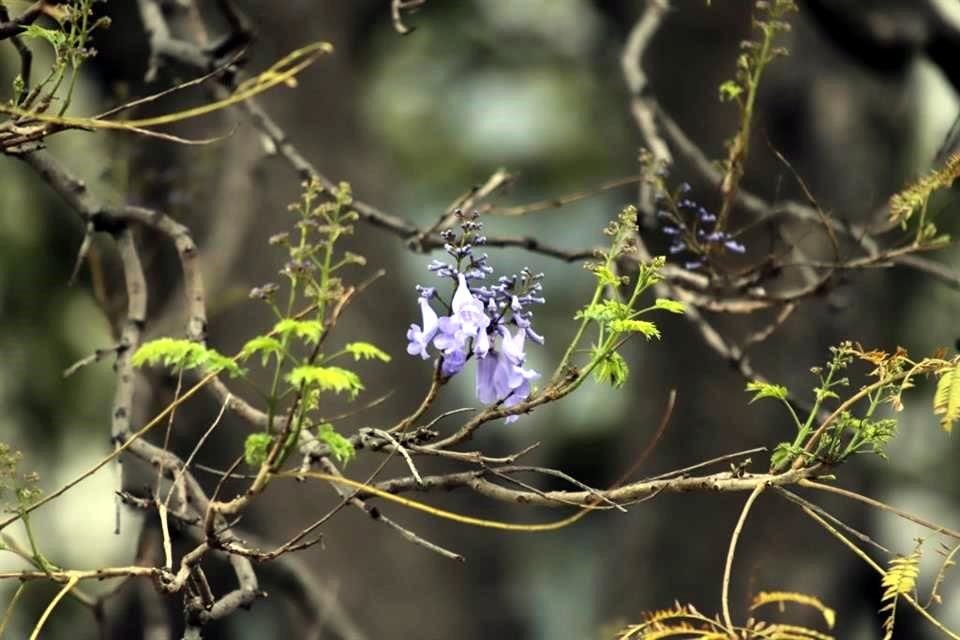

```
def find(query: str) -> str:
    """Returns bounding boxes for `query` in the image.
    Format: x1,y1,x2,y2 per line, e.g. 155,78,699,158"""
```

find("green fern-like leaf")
594,349,629,388
590,264,625,288
344,342,391,362
243,433,273,467
132,338,242,377
21,24,67,51
238,336,284,366
287,365,363,398
575,299,632,323
653,298,686,314
317,423,355,464
609,319,661,340
933,365,960,434
745,380,789,403
273,318,324,345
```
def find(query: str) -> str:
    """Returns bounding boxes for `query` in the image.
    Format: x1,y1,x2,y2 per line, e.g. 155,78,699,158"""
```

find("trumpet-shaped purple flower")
406,297,438,359
475,327,539,421
452,273,491,348
433,275,491,358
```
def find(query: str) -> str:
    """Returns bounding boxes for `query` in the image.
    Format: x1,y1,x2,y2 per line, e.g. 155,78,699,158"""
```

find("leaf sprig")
751,342,958,472
556,206,684,390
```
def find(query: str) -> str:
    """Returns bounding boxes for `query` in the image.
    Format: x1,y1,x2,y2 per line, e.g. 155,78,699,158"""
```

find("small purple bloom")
656,182,747,270
406,297,438,359
451,273,490,337
724,239,746,254
440,348,466,377
503,377,535,424
474,326,490,357
475,327,538,410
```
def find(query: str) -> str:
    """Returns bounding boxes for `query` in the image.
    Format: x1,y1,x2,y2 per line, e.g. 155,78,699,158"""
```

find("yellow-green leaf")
609,319,661,339
273,318,324,345
933,365,960,434
239,336,283,366
345,342,391,362
653,298,685,314
746,380,789,404
287,365,363,398
132,338,242,377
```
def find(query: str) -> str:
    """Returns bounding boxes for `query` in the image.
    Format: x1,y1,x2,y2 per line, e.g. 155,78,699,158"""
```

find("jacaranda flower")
406,211,544,422
406,297,438,360
656,182,748,269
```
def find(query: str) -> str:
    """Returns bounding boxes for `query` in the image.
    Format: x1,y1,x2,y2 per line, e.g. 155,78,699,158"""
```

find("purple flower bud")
724,240,746,254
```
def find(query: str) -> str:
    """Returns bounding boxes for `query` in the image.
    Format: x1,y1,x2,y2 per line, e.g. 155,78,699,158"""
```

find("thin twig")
774,487,893,555
721,483,765,632
800,479,960,540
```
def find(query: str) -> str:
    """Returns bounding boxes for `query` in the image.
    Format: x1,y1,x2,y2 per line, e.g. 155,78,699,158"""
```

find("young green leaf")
317,423,355,464
653,298,685,314
590,265,623,288
575,299,632,323
769,442,795,470
609,319,661,339
21,24,67,52
273,318,324,345
239,336,284,367
594,350,629,388
287,365,363,398
718,80,743,102
244,433,273,467
344,342,391,362
745,380,789,403
132,338,242,377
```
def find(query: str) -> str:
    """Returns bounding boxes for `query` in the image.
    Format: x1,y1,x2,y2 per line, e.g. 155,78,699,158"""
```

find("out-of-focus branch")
14,147,271,632
0,0,46,42
0,4,32,98
390,0,426,35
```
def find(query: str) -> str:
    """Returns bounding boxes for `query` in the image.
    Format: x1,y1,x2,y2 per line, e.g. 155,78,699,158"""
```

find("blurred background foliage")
1,0,959,638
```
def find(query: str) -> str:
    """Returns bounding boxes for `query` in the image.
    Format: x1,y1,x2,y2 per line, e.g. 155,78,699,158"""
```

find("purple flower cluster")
657,183,745,270
406,213,544,423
